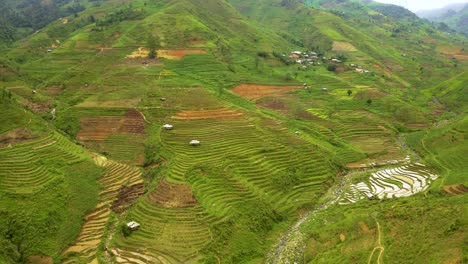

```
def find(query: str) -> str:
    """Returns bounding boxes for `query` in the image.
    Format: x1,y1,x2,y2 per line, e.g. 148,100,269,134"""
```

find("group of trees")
0,0,86,45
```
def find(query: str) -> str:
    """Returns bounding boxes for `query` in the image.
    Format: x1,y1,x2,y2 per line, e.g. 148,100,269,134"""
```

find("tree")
347,90,352,96
147,34,160,59
327,64,337,72
367,99,372,105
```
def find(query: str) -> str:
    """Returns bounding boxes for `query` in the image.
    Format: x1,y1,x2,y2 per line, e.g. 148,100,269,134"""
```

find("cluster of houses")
287,51,323,66
286,51,349,69
349,64,370,74
285,51,372,74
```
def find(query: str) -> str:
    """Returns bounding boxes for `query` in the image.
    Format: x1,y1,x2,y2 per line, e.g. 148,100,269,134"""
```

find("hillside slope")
0,0,467,263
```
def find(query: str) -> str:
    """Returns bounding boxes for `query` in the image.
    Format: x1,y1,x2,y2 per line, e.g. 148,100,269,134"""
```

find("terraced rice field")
62,155,143,263
77,109,146,164
231,84,301,99
171,108,244,120
113,107,334,262
339,163,438,204
328,110,405,163
157,49,207,60
443,184,468,195
0,132,85,194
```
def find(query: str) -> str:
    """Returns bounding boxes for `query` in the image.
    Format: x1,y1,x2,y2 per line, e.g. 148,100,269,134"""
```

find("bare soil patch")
172,108,243,120
157,49,206,59
422,38,437,44
231,84,300,100
77,116,123,141
111,183,146,213
147,179,198,208
126,47,149,58
118,109,146,133
443,184,468,195
257,99,288,111
332,41,357,52
77,110,146,141
21,100,51,114
27,256,53,264
0,128,37,147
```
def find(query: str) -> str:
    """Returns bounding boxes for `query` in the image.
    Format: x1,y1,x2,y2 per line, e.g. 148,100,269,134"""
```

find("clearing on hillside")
231,84,300,99
332,41,358,52
126,48,206,59
171,108,244,119
157,49,207,59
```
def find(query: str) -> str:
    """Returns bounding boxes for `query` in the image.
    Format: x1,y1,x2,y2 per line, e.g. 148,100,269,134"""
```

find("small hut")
189,140,200,146
160,97,167,101
321,87,328,92
127,221,140,231
163,124,173,130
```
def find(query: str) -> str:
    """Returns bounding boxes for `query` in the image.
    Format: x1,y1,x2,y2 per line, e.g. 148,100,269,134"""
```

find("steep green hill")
0,0,467,263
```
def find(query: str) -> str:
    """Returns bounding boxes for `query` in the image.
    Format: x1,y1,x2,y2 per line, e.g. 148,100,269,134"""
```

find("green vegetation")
0,0,466,263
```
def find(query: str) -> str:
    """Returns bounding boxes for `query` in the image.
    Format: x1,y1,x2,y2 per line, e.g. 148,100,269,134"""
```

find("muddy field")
111,183,146,213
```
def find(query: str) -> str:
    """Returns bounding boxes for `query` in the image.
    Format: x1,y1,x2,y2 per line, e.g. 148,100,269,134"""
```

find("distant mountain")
416,3,467,18
416,3,468,35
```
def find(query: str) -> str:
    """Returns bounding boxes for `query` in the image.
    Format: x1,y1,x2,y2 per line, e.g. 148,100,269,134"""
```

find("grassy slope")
0,98,103,262
0,0,466,263
301,194,466,263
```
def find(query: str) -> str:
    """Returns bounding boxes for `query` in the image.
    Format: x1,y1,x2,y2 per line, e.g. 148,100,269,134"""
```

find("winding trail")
368,219,385,264
267,170,356,263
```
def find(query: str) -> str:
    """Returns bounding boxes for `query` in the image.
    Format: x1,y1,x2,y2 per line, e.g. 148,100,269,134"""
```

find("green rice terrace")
0,0,467,263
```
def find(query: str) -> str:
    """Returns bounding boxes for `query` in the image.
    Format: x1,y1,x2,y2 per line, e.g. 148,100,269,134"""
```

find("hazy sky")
373,0,467,12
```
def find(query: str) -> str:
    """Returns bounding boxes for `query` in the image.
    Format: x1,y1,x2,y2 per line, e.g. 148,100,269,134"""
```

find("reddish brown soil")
443,184,468,195
422,38,437,44
172,108,243,120
157,49,206,60
77,110,146,141
111,183,146,213
118,109,146,133
27,256,53,264
147,179,198,208
257,100,288,110
231,84,300,100
76,116,123,141
0,128,37,147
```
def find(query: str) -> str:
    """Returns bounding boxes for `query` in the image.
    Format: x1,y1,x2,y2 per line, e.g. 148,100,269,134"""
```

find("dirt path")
368,219,385,264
